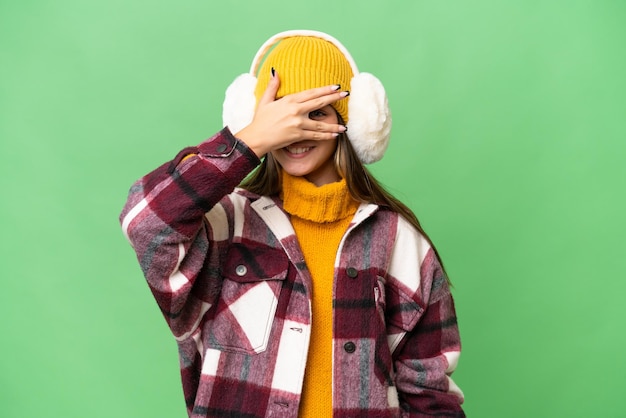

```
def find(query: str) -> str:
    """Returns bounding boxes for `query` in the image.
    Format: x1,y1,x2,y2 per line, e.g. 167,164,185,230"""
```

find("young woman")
120,30,465,418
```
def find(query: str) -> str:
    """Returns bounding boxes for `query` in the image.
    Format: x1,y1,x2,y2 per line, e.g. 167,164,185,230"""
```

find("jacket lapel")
251,196,304,266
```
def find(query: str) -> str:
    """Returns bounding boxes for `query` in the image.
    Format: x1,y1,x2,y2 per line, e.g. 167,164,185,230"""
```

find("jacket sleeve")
119,128,260,339
389,218,465,417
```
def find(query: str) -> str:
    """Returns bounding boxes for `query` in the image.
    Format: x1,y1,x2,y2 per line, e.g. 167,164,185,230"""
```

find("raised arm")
119,128,260,338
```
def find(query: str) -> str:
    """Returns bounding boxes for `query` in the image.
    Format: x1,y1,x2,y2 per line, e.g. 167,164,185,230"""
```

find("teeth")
286,146,312,155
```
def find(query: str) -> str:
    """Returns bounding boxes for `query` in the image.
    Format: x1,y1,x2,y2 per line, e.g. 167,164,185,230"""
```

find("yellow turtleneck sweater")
281,173,360,418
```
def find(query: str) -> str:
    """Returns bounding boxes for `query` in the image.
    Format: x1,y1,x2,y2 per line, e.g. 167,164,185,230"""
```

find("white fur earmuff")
222,30,391,164
222,73,257,136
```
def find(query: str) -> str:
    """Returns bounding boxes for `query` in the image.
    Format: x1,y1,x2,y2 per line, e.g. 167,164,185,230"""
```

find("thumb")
258,68,280,106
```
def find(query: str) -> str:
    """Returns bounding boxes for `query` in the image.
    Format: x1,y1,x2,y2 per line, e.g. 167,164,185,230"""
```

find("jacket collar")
250,196,379,248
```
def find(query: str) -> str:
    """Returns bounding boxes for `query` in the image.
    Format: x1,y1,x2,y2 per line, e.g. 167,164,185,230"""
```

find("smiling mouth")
285,145,313,155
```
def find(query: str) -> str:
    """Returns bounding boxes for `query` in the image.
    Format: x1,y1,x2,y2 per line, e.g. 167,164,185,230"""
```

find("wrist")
232,126,270,158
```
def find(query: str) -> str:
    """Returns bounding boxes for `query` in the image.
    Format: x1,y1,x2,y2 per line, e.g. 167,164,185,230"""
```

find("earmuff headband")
249,30,360,76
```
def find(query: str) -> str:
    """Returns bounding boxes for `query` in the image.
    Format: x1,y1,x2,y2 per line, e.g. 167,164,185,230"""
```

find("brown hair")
240,114,447,276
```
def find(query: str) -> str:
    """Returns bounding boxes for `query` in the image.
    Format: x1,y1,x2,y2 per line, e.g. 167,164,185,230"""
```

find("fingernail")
342,125,348,132
271,67,276,77
340,91,350,98
331,84,341,91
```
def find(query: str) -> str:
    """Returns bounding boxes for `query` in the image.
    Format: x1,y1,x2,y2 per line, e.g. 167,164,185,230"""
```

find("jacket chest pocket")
206,243,288,355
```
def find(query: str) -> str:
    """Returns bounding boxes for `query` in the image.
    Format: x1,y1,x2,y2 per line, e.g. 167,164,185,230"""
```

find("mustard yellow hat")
253,36,353,123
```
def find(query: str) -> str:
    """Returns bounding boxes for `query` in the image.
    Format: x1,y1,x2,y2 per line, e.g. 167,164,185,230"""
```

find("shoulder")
368,208,431,254
395,214,432,256
211,187,268,210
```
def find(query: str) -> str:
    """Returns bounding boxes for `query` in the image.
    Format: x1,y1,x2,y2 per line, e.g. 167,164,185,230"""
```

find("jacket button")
216,143,228,153
235,265,247,276
346,267,358,278
344,342,356,353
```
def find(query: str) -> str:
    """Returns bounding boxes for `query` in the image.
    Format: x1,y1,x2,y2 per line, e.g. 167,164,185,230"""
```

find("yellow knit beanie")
253,36,353,123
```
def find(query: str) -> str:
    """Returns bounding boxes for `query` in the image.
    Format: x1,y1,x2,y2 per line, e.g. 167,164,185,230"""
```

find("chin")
282,166,314,178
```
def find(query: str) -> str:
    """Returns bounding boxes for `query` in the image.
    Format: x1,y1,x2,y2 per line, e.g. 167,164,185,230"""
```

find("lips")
284,143,315,155
285,145,313,155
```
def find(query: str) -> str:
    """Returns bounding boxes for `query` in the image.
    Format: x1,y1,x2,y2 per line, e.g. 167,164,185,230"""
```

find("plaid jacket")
120,128,465,417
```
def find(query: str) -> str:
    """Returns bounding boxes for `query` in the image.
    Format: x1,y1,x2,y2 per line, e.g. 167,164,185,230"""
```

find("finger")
258,68,281,106
297,90,350,114
300,119,347,135
297,130,342,141
291,84,343,103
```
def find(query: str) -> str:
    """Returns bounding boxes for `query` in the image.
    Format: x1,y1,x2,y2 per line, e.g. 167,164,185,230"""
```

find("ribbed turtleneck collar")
281,172,360,223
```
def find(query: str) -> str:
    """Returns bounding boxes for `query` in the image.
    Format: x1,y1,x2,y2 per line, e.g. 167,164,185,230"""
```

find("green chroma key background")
1,1,624,416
